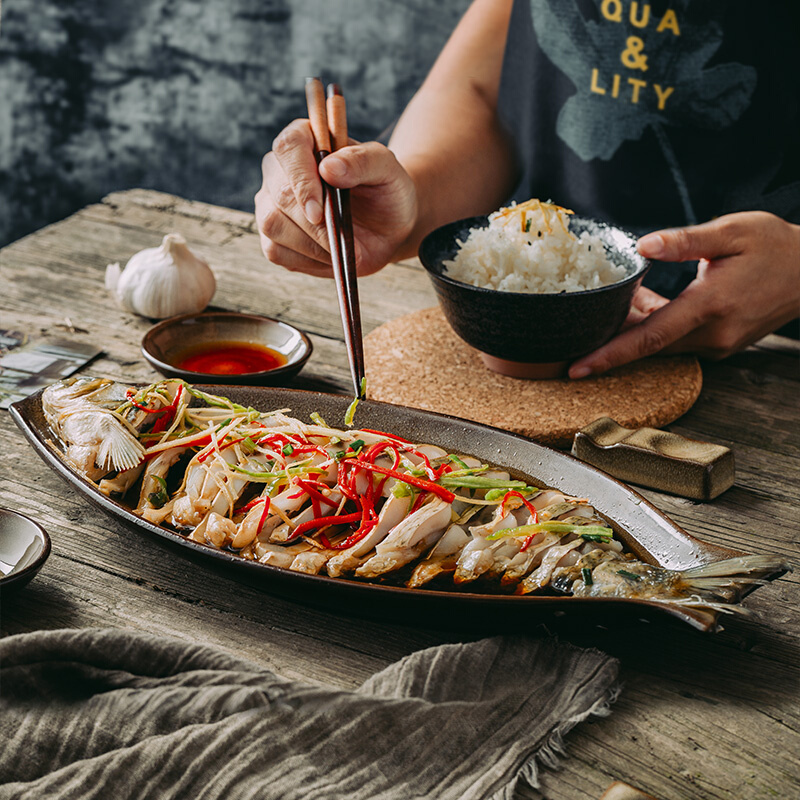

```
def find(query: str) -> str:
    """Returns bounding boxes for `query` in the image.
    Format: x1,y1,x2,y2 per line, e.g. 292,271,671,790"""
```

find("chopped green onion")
524,217,532,232
617,569,641,582
348,439,365,453
442,466,489,478
242,436,258,453
392,482,414,498
487,522,613,541
147,476,169,509
344,396,359,427
580,531,614,543
484,486,540,503
581,567,593,585
282,444,294,456
229,463,325,481
183,384,250,413
440,476,530,491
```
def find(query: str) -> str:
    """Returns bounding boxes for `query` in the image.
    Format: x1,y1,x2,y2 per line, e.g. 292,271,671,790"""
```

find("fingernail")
323,156,346,180
637,233,665,259
305,200,323,225
569,365,592,380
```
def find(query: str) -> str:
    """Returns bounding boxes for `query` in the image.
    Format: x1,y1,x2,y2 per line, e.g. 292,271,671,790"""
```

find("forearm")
388,0,517,260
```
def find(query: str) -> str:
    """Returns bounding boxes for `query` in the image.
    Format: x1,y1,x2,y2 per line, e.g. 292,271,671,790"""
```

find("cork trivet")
364,307,702,448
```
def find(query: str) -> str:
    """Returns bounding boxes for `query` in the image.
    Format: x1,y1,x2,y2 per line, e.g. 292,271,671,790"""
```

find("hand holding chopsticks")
304,77,365,399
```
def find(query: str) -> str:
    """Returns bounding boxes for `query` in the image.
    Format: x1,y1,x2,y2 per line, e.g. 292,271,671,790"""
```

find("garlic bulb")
105,233,216,319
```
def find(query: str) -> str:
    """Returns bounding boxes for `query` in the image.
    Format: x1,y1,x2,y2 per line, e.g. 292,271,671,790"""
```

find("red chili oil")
174,341,287,375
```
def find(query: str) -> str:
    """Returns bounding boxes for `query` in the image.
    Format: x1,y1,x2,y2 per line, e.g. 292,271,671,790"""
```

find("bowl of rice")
419,199,650,378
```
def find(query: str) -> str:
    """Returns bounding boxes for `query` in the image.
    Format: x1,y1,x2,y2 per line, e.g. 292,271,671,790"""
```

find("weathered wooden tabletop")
2,190,798,800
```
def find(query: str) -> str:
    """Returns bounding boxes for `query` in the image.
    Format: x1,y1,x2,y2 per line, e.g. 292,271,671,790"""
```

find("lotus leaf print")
529,0,757,223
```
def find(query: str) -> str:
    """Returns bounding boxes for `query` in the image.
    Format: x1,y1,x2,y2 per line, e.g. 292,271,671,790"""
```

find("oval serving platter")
10,385,778,632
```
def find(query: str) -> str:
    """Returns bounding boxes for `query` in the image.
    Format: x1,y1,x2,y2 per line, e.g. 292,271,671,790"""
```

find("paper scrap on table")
0,336,101,409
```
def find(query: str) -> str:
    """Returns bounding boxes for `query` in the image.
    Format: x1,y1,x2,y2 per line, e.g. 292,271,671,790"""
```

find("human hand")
254,120,419,278
569,211,800,378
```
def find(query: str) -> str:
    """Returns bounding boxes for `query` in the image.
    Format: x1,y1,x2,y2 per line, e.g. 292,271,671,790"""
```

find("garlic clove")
106,233,216,319
105,262,122,292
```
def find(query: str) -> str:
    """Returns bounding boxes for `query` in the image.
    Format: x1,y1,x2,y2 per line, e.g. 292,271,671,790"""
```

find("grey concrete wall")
0,0,471,247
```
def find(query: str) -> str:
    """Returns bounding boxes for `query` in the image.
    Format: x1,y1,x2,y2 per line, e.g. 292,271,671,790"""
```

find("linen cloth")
0,628,619,799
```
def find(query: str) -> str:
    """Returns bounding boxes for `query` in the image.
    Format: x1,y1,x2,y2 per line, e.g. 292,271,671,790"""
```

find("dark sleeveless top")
497,0,800,297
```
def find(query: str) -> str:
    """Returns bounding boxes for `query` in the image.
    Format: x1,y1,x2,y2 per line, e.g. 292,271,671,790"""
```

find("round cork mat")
364,307,702,448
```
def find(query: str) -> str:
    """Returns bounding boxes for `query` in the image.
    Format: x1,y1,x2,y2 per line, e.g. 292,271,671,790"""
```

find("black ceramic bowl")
0,507,51,592
142,311,313,385
419,215,649,378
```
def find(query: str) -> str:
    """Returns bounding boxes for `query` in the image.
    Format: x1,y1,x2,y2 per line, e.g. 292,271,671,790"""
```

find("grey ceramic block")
572,417,735,501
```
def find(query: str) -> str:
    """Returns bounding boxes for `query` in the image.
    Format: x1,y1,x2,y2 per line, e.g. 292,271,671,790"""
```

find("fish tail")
681,555,791,597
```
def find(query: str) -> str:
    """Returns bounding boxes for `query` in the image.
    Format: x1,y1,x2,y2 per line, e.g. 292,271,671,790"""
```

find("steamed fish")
41,377,791,620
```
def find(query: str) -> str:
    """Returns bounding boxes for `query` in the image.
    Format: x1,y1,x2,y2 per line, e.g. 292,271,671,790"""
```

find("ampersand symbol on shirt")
621,36,648,71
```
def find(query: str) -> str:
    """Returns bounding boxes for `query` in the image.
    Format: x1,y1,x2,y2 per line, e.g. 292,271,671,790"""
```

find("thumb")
637,216,743,263
319,142,403,190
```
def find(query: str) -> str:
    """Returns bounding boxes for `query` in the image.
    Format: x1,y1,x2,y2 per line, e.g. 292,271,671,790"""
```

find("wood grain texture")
2,190,799,800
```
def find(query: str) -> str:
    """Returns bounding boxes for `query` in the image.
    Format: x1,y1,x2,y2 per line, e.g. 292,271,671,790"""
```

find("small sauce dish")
0,507,51,591
142,311,313,385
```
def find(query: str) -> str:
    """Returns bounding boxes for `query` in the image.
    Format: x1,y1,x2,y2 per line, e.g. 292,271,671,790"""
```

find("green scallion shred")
147,475,169,509
484,486,540,503
229,463,325,481
581,567,593,585
443,466,489,478
392,482,414,498
344,396,359,427
579,531,614,543
348,439,365,453
617,569,641,582
242,436,257,453
439,476,529,491
183,384,250,413
310,412,328,427
487,522,613,541
448,455,469,470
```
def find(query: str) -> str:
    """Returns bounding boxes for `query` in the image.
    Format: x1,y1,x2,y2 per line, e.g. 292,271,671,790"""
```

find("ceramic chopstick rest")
572,417,734,501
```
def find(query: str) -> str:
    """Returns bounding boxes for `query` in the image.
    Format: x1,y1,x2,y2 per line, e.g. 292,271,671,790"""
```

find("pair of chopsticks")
304,77,365,399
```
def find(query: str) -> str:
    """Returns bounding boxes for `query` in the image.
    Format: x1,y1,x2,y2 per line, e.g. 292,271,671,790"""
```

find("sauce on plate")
174,341,287,375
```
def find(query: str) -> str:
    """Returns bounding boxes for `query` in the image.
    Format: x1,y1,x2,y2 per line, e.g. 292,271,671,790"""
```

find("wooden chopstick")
304,77,365,398
326,83,364,389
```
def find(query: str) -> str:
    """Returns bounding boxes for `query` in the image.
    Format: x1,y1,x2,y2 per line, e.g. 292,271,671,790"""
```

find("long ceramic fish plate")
11,383,789,633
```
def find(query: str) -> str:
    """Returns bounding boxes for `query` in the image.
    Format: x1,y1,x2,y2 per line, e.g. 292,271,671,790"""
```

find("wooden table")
2,190,798,800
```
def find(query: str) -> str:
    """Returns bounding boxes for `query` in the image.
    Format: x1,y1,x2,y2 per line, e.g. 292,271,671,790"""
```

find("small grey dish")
0,507,51,591
419,215,650,378
142,311,313,386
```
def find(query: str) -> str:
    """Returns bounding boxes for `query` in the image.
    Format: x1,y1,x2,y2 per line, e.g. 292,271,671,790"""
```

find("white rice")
443,201,627,293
